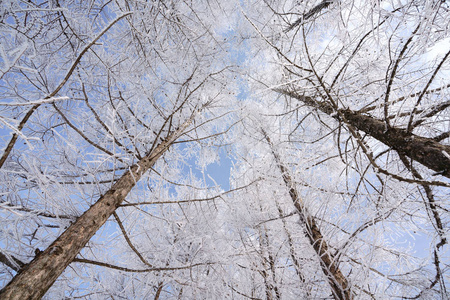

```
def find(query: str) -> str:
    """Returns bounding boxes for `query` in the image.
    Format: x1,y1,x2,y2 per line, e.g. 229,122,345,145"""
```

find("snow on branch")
0,96,69,106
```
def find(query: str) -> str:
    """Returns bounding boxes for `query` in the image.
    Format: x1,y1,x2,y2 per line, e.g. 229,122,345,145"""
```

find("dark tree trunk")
263,130,354,300
277,89,450,178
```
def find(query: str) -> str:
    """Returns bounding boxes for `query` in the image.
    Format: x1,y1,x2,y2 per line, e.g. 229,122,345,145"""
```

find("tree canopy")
0,0,449,299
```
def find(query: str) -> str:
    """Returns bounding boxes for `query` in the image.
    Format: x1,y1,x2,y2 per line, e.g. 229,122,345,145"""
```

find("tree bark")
275,201,310,296
277,89,450,178
263,130,354,300
0,117,193,300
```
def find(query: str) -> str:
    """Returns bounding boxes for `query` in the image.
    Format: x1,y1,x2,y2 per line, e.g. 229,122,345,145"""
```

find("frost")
426,37,450,61
1,0,448,298
442,150,450,160
0,96,69,106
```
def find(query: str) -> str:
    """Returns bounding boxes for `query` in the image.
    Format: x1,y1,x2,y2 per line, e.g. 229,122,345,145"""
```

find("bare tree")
1,0,449,298
242,0,449,298
0,114,194,299
1,0,236,298
263,129,353,300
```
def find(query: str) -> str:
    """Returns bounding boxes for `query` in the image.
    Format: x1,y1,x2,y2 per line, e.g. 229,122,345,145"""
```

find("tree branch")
72,258,210,273
276,89,450,179
0,12,132,169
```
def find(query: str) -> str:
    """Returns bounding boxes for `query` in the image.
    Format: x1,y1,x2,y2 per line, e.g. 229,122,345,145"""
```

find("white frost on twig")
442,150,450,160
0,96,70,106
0,202,24,217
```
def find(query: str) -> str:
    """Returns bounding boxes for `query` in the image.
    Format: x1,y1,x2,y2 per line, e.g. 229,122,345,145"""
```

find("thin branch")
358,83,450,114
0,252,26,272
0,201,76,220
398,154,447,248
72,258,210,273
384,23,421,127
120,178,261,207
0,12,132,169
254,211,297,227
285,0,334,32
433,131,449,142
406,49,450,132
0,97,69,106
52,103,127,164
113,212,153,268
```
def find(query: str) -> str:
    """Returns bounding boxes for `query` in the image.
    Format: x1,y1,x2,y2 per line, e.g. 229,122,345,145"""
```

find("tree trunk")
0,117,193,300
275,201,310,296
276,89,450,178
263,130,354,300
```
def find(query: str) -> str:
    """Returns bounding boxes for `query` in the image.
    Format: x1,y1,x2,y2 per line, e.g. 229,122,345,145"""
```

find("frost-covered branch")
0,12,132,169
276,89,450,181
72,258,212,273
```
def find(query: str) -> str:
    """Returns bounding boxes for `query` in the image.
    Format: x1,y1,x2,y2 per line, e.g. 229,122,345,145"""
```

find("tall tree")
263,129,353,300
1,0,237,298
0,114,195,299
1,0,449,298
242,0,449,298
